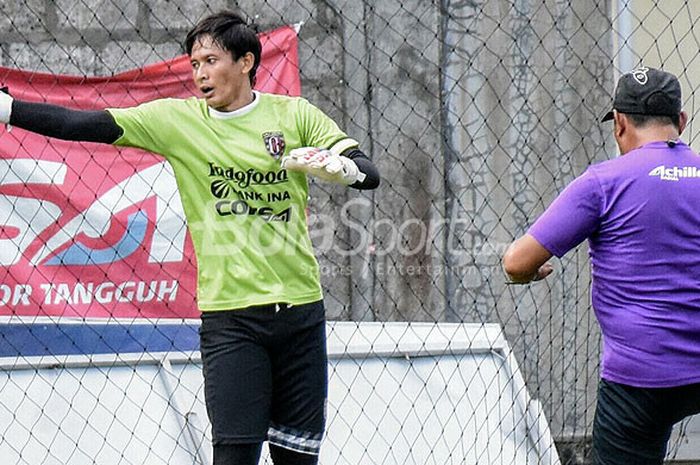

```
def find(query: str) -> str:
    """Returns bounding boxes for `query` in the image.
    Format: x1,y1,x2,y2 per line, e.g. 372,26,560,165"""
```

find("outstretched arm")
0,90,123,143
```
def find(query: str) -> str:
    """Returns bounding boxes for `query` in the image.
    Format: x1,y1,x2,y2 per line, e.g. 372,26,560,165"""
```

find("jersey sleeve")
106,99,174,155
528,169,603,257
296,98,359,155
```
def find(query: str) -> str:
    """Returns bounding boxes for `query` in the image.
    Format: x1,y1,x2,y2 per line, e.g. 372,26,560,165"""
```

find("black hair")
184,11,262,86
625,113,680,131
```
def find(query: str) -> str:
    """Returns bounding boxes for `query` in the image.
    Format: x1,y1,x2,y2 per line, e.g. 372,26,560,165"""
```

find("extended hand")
532,262,554,281
281,147,360,185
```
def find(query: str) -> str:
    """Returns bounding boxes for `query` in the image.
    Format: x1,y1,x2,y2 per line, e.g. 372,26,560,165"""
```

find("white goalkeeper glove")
0,87,12,124
281,147,365,185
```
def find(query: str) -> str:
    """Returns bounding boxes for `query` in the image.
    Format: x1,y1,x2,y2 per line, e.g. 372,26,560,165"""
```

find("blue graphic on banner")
0,322,200,357
45,210,148,266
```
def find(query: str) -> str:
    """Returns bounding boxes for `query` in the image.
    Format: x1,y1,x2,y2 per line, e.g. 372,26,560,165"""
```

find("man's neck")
623,127,680,154
637,129,680,147
208,91,258,119
217,90,255,113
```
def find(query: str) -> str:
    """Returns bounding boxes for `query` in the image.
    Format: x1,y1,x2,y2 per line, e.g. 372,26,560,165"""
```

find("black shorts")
593,378,700,464
199,300,327,455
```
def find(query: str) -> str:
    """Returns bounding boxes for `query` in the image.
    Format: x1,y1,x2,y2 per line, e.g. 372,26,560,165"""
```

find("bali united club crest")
263,131,286,160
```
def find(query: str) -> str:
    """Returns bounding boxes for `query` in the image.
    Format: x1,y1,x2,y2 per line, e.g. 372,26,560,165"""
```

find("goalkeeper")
0,10,379,465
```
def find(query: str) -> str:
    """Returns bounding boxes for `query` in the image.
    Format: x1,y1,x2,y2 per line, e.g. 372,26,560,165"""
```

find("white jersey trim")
208,91,261,119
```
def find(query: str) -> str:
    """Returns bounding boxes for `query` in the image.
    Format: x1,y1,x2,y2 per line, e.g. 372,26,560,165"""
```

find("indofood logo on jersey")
648,165,700,181
208,162,288,194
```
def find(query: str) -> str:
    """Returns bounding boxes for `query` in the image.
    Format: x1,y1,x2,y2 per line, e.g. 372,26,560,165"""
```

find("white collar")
208,91,260,119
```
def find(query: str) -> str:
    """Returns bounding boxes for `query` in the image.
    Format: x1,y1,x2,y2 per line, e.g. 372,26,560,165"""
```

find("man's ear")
239,52,255,74
613,110,626,139
679,110,688,134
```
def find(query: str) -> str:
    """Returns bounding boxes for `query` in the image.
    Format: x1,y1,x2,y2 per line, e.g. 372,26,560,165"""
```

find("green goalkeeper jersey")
108,92,358,311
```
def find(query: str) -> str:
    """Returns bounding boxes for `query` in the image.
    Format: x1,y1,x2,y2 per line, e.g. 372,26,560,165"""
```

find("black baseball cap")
601,66,681,122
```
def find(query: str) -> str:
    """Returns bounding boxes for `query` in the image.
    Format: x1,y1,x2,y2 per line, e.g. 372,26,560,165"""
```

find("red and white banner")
0,26,300,319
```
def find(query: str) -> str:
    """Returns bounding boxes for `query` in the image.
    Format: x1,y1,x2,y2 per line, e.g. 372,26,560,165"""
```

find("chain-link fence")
1,0,699,464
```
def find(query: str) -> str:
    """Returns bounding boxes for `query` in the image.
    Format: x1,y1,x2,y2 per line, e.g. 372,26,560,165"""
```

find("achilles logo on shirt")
208,162,288,189
648,165,700,182
262,131,286,160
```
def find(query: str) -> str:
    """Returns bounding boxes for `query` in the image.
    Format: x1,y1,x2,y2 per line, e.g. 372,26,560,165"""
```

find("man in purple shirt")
503,66,700,464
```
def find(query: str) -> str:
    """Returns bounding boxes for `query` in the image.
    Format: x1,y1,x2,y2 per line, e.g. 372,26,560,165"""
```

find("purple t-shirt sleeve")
528,169,603,257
